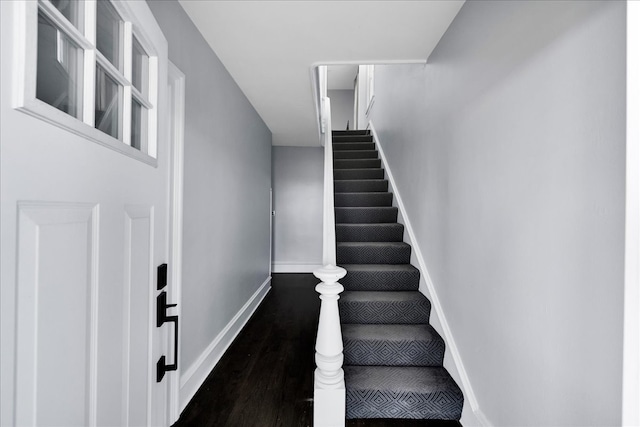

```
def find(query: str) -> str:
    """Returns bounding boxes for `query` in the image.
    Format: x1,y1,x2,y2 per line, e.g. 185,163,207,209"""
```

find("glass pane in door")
95,66,122,139
96,0,123,70
131,100,147,151
132,37,149,96
50,0,84,31
36,11,84,119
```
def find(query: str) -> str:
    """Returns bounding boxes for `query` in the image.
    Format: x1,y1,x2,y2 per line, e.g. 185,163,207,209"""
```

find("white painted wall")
328,90,355,131
272,147,323,272
368,1,625,425
356,65,370,130
147,0,272,396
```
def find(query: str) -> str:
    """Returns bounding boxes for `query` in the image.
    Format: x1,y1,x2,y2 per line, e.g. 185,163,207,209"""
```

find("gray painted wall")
328,89,355,131
148,0,272,374
272,147,324,270
368,1,625,425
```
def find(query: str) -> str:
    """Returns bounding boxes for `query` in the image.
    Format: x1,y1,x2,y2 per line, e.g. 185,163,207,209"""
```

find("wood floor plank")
172,274,318,427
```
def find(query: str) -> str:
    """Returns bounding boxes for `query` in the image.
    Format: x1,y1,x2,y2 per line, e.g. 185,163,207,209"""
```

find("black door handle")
156,290,178,382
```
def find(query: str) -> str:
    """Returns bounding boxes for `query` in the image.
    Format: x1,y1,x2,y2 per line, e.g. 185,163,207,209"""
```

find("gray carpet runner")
335,207,399,224
333,130,463,420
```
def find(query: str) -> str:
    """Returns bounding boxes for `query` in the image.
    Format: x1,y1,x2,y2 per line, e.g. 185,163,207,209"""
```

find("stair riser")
336,224,403,242
335,207,398,224
343,339,445,367
333,135,373,143
333,130,369,136
345,390,462,420
339,300,430,324
340,270,419,291
334,159,381,169
332,143,375,151
334,169,384,180
337,245,411,264
335,180,388,193
333,150,378,160
335,193,393,207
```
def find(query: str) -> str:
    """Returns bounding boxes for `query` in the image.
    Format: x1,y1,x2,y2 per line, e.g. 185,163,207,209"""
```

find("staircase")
333,129,464,420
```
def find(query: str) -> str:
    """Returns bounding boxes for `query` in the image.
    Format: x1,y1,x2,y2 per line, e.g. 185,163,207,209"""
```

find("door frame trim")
167,60,186,425
623,1,640,424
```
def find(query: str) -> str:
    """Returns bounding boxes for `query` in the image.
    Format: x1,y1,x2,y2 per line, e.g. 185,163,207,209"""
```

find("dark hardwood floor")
172,273,462,427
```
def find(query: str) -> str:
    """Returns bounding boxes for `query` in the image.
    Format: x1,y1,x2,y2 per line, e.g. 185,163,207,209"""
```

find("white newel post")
313,91,346,426
313,264,347,427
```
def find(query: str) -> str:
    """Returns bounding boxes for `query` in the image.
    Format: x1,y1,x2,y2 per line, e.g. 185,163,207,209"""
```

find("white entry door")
0,1,173,426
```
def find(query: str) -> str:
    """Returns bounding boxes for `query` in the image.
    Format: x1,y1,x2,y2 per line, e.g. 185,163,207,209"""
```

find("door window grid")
31,0,156,155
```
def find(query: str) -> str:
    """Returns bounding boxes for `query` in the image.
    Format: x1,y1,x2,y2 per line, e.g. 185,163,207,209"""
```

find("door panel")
15,203,98,427
124,206,153,427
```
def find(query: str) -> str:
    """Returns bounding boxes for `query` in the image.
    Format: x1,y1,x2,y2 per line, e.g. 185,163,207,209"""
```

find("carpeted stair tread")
339,264,420,291
339,291,430,324
334,169,384,180
334,159,381,169
332,142,376,151
335,179,388,193
344,366,463,420
335,207,398,224
335,192,393,207
342,324,445,367
336,223,403,242
333,150,379,160
337,242,411,264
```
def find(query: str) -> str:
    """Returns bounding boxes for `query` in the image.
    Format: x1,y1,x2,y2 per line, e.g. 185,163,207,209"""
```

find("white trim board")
368,122,490,427
271,263,323,273
178,277,271,412
167,60,186,426
623,1,640,424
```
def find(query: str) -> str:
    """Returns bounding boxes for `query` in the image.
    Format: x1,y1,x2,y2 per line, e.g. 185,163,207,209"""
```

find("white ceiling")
178,0,465,146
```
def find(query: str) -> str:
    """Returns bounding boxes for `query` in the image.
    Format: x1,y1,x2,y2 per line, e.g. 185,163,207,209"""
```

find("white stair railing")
313,94,347,427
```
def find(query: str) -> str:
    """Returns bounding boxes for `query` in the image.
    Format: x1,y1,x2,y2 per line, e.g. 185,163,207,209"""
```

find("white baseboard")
178,276,272,412
473,409,494,427
369,122,490,427
271,262,323,273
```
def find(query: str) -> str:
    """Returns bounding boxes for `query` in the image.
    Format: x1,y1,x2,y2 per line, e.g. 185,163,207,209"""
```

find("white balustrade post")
314,93,346,425
313,264,347,427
